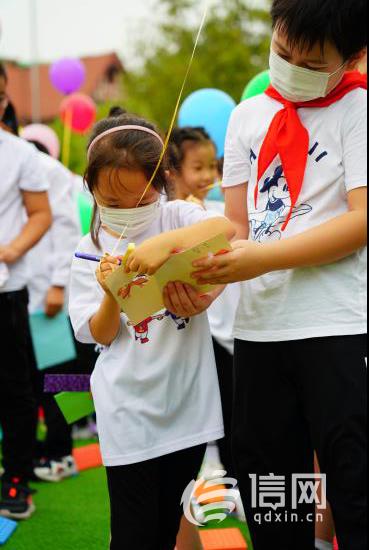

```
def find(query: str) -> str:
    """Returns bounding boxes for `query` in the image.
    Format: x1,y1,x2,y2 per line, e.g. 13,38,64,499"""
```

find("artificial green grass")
6,468,110,550
2,437,252,549
3,465,252,550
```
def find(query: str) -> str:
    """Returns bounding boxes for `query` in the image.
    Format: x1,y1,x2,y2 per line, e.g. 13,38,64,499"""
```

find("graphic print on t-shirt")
249,164,312,242
117,274,150,300
128,312,190,344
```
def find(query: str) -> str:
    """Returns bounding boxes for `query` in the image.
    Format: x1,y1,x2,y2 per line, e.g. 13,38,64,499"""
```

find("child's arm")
89,256,122,346
0,191,52,264
193,187,367,284
125,217,235,276
225,185,249,240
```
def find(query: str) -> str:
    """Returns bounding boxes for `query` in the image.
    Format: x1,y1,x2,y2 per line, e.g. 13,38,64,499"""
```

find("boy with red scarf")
193,1,367,549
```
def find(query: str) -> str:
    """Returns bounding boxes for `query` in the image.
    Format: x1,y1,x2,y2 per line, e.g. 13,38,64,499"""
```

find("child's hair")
0,63,7,81
27,139,50,155
168,127,215,173
2,101,19,136
271,0,367,60
85,107,169,248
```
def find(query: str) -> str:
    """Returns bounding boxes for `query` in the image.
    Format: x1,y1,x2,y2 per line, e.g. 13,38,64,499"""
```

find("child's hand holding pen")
96,255,121,293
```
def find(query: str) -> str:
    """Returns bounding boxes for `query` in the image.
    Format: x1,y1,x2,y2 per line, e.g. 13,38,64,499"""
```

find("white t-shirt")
27,153,80,313
223,89,367,342
0,130,49,293
205,200,240,355
69,200,225,466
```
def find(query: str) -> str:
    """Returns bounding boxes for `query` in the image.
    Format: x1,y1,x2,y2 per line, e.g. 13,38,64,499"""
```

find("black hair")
168,127,215,173
271,0,367,60
85,106,169,248
2,101,19,136
27,139,50,155
0,63,7,82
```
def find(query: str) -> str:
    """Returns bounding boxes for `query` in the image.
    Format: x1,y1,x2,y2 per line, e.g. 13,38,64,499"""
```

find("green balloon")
241,70,271,101
77,192,93,236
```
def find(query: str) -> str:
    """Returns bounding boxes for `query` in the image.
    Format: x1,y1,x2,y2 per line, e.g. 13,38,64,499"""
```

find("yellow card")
105,233,231,326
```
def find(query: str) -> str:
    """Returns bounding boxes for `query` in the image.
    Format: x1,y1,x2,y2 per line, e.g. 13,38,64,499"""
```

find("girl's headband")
87,125,165,160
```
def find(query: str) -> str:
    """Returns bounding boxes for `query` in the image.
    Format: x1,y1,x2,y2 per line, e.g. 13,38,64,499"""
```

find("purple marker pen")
75,252,122,265
75,252,103,263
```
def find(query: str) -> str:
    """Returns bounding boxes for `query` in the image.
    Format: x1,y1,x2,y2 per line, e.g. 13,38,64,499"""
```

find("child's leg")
0,289,37,483
232,339,315,550
106,460,162,550
158,444,207,550
106,444,206,550
176,516,202,550
213,338,236,478
297,335,367,550
315,454,335,548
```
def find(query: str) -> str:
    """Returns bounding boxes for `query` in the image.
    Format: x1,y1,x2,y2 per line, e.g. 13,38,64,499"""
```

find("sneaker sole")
34,470,78,483
0,502,36,520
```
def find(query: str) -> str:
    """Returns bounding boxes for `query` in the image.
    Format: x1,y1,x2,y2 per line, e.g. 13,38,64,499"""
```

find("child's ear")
346,48,368,72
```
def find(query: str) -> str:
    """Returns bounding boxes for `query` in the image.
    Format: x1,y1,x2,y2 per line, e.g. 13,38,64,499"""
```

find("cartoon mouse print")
128,311,191,344
165,311,190,330
128,314,165,344
249,165,312,242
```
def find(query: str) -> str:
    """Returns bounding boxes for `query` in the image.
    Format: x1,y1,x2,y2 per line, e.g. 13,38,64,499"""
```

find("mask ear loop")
110,3,210,257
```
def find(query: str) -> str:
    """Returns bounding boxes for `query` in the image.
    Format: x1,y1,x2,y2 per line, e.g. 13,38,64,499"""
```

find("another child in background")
22,137,82,482
169,127,219,204
69,109,235,550
169,127,240,480
192,1,368,548
0,62,52,519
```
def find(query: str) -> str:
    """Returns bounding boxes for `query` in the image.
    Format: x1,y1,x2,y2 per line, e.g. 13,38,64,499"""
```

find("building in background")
3,52,124,124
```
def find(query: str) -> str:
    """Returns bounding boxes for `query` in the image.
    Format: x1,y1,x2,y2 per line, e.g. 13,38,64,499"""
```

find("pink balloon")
50,58,86,95
60,94,97,134
21,124,60,159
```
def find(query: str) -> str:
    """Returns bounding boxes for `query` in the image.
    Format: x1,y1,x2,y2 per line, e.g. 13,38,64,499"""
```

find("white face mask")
98,200,160,240
269,50,346,103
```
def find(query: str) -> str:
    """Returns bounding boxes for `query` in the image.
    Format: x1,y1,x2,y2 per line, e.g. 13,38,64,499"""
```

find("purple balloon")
50,58,86,95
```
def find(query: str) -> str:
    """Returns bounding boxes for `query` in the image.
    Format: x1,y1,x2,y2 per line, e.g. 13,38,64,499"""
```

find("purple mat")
44,374,91,393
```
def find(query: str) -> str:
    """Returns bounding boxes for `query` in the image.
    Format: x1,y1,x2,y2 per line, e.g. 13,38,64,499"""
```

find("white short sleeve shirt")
27,153,80,313
223,89,367,342
0,130,49,293
69,201,225,466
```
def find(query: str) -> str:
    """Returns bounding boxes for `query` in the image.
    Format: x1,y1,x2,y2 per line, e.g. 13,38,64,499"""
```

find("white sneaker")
34,456,78,483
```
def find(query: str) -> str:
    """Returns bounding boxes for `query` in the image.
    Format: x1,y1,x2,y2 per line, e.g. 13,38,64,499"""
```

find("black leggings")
233,335,367,550
0,289,37,481
106,444,206,550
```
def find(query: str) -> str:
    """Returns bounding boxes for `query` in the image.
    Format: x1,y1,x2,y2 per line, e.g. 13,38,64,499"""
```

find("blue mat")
0,517,17,545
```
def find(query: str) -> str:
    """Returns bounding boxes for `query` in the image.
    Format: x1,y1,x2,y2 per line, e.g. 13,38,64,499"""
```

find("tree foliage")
52,0,272,174
124,0,272,129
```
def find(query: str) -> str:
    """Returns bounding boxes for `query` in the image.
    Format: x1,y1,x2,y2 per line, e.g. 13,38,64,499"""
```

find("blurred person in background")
0,61,51,520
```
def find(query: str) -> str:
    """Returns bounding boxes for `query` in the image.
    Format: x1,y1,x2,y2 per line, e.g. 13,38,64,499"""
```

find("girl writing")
69,109,235,550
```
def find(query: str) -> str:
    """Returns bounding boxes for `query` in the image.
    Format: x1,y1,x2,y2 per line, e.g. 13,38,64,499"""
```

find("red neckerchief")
256,71,367,230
